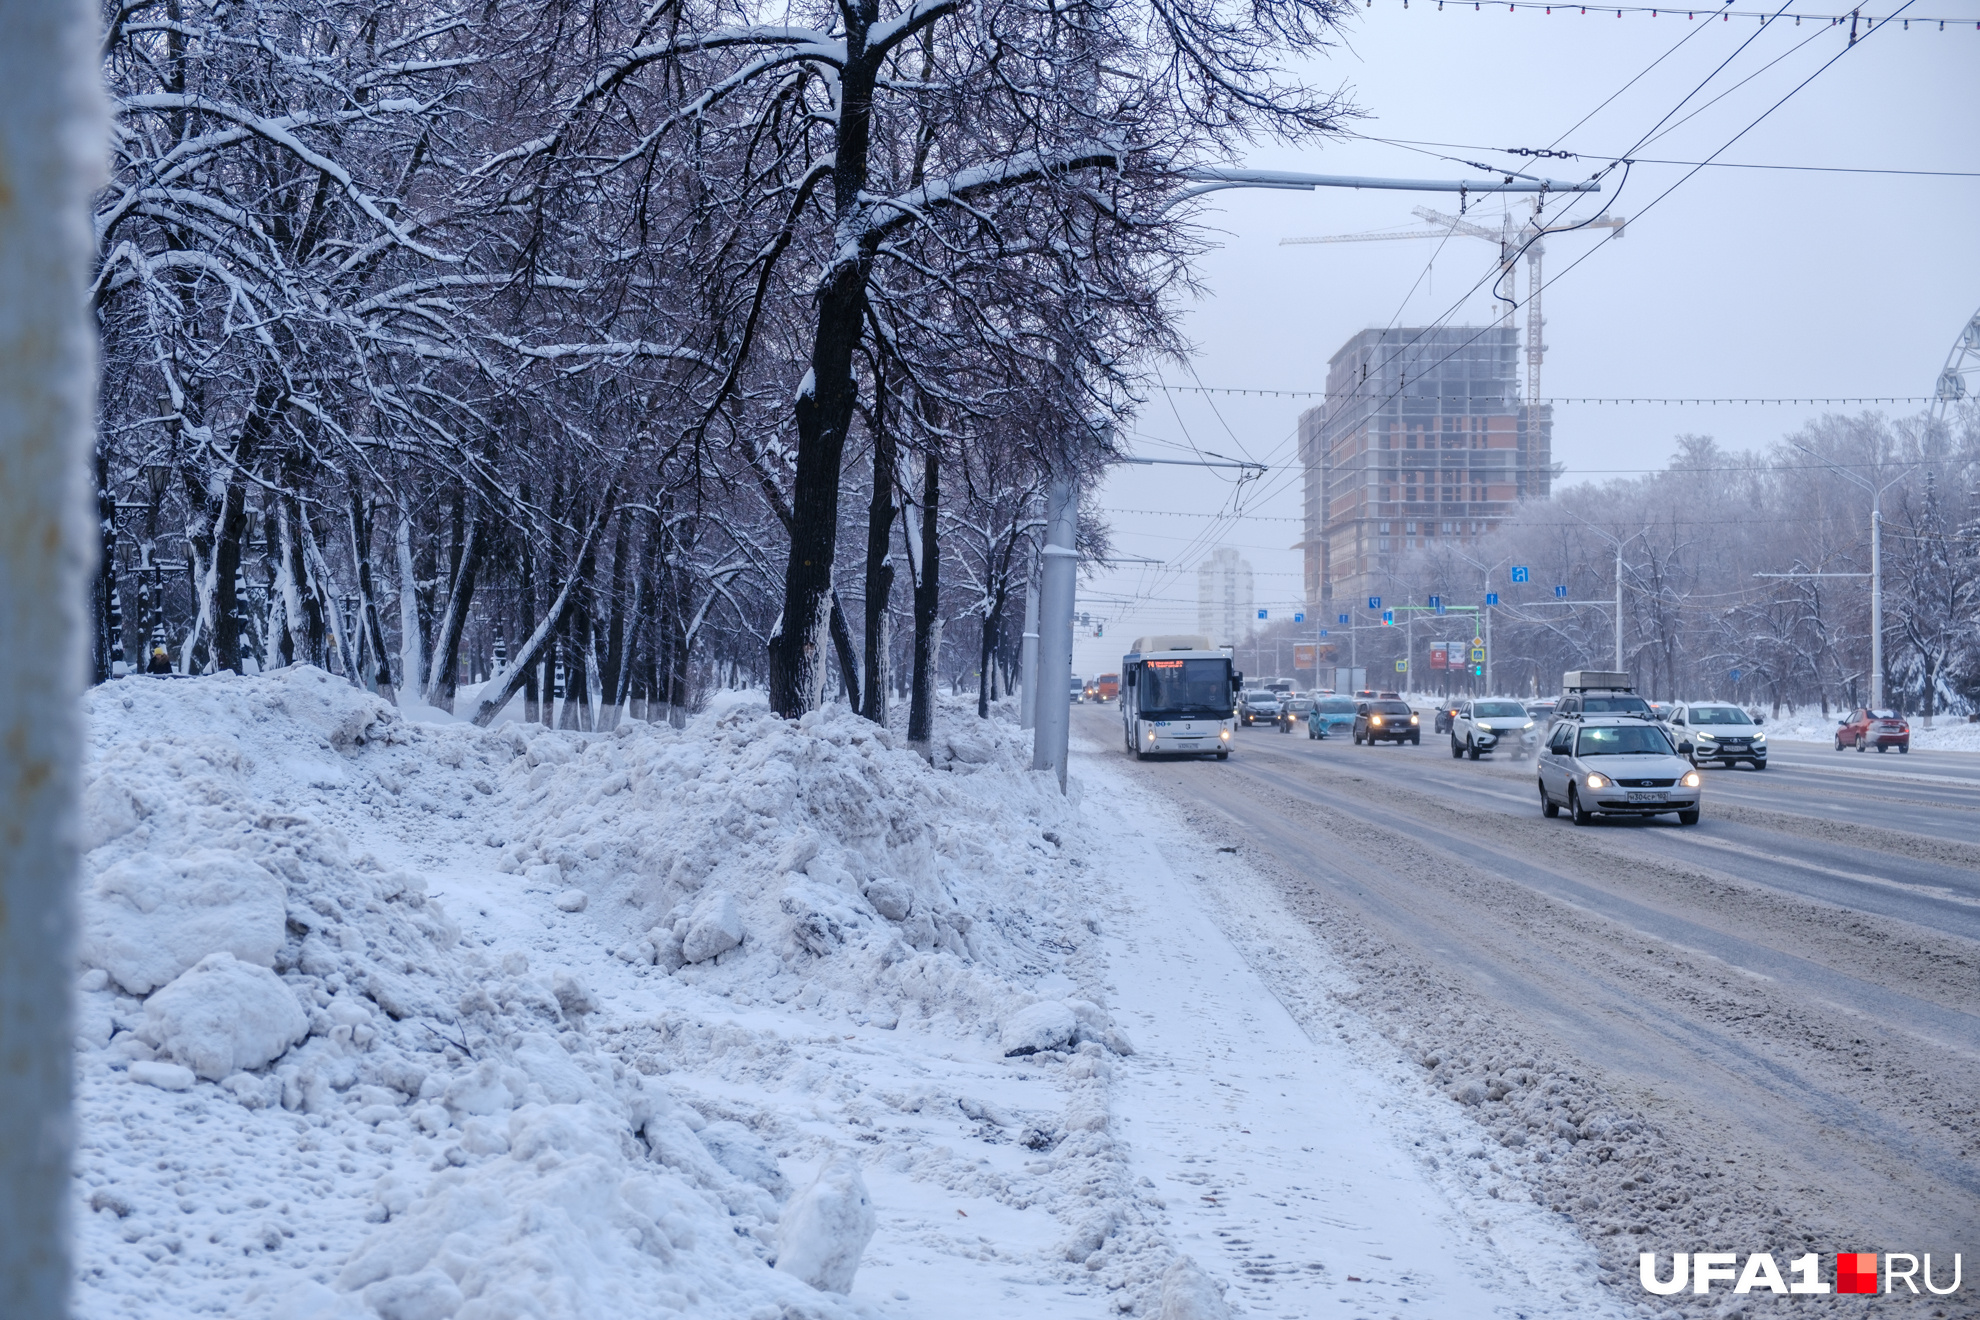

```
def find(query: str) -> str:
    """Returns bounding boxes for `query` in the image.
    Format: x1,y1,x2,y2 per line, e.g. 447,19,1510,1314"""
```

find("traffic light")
1472,663,1484,677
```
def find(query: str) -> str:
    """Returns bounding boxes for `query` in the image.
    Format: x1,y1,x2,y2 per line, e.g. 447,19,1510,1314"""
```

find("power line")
1365,0,1974,28
1351,133,1980,179
1142,386,1941,405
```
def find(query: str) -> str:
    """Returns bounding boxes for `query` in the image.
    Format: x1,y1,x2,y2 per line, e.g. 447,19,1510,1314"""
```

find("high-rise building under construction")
1299,326,1551,614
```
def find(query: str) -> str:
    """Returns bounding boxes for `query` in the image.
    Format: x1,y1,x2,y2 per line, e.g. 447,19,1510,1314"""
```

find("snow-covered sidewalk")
69,670,1625,1320
1072,741,1627,1319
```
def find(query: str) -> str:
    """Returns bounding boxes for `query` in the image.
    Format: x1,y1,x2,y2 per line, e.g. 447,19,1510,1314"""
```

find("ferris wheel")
1931,304,1980,427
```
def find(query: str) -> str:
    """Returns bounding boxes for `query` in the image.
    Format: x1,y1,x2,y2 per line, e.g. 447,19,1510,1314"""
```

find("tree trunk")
91,441,117,683
469,495,619,727
348,487,396,702
597,512,631,730
518,500,540,724
214,480,251,673
426,504,483,713
978,581,1008,719
768,29,883,720
828,590,861,709
861,417,897,725
907,449,940,752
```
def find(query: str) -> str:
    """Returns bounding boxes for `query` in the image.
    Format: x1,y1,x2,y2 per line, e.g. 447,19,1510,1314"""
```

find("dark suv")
1352,699,1420,746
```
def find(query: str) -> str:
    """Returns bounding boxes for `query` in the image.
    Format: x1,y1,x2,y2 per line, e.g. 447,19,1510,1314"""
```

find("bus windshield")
1139,659,1232,716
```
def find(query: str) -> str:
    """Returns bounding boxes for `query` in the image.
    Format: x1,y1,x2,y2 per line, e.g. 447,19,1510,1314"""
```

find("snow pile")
484,699,1113,1052
72,670,1153,1319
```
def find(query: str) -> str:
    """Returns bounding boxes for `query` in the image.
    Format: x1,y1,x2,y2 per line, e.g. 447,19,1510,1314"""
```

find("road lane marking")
1662,831,1980,910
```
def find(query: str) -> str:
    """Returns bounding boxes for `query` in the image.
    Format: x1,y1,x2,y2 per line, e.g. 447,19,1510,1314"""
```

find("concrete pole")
1614,543,1624,673
1018,547,1040,730
1,4,101,1314
1031,475,1078,790
1870,501,1883,710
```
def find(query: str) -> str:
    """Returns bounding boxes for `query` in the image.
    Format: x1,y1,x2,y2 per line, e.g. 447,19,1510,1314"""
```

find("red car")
1836,707,1910,753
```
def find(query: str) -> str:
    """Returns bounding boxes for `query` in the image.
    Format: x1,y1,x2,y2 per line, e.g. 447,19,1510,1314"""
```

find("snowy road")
1074,705,1980,1300
1076,747,1626,1318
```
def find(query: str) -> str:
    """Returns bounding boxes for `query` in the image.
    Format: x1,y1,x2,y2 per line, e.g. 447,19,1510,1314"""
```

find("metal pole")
1484,601,1493,693
1031,475,1078,790
1,3,97,1312
1018,545,1040,730
1870,500,1883,710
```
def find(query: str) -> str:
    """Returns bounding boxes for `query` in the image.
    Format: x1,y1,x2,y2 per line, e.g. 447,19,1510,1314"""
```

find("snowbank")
1765,709,1980,751
72,670,1156,1319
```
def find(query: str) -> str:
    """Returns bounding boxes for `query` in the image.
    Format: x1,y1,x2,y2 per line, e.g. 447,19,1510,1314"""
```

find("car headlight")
1371,716,1383,726
1522,721,1534,730
1409,715,1419,725
1751,733,1766,743
1682,770,1702,788
1585,772,1611,790
1696,732,1717,741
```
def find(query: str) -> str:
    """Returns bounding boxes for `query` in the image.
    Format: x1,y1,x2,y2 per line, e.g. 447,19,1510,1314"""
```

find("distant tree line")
1249,411,1980,717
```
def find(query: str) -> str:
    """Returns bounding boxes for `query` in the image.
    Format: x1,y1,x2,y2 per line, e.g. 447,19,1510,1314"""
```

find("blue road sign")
1382,610,1394,626
1430,596,1445,614
1257,609,1268,619
1320,630,1330,637
1485,592,1499,606
1510,566,1530,583
1294,612,1304,623
1337,613,1349,625
1368,596,1381,611
1555,584,1569,599
1730,668,1743,683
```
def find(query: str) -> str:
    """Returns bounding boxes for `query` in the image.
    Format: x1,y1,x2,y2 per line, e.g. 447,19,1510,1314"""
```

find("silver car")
1449,699,1539,761
1669,702,1768,769
1537,716,1702,826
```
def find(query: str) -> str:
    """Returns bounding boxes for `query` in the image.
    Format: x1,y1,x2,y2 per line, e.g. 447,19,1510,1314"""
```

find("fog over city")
1076,5,1977,673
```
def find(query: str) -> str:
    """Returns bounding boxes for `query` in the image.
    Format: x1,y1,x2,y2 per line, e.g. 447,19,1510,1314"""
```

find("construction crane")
1282,202,1625,403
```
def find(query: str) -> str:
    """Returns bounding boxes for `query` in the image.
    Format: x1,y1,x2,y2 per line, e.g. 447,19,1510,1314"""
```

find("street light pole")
1031,475,1078,790
1870,499,1883,710
1788,441,1908,712
1614,542,1624,672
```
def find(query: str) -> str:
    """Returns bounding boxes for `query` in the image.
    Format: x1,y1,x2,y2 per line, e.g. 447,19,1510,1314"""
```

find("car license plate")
1627,791,1666,803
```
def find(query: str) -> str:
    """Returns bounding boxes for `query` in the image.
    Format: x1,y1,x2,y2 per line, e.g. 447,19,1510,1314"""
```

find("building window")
1405,522,1417,535
1378,538,1391,552
1442,521,1455,534
1379,522,1391,534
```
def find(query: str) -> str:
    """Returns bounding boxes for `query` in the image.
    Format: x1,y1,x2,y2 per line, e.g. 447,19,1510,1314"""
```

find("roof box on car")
1563,670,1632,692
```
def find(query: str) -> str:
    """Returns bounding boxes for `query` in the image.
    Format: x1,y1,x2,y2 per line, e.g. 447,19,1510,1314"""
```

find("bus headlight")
1220,728,1231,741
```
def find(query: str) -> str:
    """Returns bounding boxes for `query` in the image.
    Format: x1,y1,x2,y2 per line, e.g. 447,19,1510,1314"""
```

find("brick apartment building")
1299,325,1551,614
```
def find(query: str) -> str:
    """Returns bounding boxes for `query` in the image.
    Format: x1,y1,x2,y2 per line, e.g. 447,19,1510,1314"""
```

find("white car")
1449,699,1539,761
1538,716,1703,826
1669,702,1767,769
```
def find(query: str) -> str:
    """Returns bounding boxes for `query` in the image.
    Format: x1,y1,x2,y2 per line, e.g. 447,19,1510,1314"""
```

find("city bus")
1119,634,1240,760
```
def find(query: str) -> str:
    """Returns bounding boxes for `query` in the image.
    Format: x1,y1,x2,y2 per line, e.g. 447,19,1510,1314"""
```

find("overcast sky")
1073,0,1978,675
